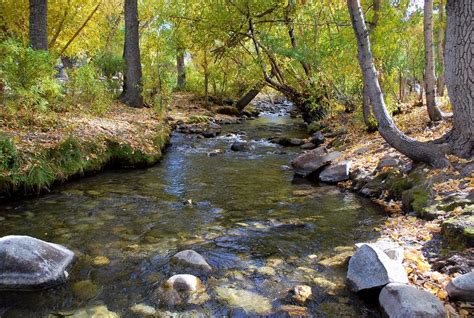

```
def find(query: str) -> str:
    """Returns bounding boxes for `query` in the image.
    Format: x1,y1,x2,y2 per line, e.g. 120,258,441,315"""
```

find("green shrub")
0,40,62,112
94,52,124,90
66,63,112,115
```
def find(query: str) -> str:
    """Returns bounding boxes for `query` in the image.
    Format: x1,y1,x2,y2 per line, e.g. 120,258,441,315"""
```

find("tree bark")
29,0,48,50
436,0,445,96
120,0,143,108
443,0,473,158
347,0,449,168
424,0,444,121
236,81,265,111
362,0,380,132
176,50,186,91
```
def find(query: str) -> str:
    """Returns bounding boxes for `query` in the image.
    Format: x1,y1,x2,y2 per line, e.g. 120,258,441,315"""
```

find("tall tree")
176,49,186,90
424,0,444,121
120,0,143,108
436,0,445,96
362,0,380,132
29,0,48,50
347,0,449,167
443,0,473,158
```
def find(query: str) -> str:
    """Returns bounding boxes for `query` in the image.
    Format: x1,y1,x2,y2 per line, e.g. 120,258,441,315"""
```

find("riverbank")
0,103,170,199
291,99,473,315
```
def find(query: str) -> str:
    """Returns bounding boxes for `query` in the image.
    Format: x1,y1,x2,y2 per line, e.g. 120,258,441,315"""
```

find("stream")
0,104,386,317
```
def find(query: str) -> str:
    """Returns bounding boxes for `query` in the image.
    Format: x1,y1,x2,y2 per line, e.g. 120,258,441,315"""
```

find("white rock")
165,274,201,292
347,244,408,292
170,250,212,272
356,239,404,263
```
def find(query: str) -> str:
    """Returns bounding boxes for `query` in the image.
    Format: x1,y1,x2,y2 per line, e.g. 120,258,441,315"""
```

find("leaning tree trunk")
347,0,449,168
236,82,265,111
424,0,444,121
443,0,473,158
362,0,380,132
176,50,186,91
29,0,48,50
436,0,446,96
120,0,143,108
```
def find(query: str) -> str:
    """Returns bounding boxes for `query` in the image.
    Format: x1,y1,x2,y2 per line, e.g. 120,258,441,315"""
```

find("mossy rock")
72,280,102,301
216,106,240,116
401,186,432,219
441,215,474,248
187,115,210,124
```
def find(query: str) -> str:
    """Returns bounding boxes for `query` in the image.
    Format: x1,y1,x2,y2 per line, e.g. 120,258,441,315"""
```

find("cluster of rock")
347,241,474,317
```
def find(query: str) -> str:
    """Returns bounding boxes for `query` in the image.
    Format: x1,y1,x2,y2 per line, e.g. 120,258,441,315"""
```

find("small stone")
170,250,212,273
276,304,309,316
347,244,408,292
379,283,447,318
130,303,156,316
165,274,202,292
93,256,110,266
446,272,474,302
256,266,276,276
291,285,312,304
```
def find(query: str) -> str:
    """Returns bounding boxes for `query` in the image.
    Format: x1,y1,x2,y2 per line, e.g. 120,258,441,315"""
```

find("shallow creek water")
0,109,386,317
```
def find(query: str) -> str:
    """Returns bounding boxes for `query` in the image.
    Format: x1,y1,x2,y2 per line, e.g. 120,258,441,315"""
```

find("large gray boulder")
356,239,404,264
291,147,341,177
0,235,75,290
170,250,212,273
347,244,408,292
379,283,447,318
319,161,352,183
446,271,474,301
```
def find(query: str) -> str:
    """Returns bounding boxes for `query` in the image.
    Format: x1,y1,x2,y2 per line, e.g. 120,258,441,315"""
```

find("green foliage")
94,52,124,90
66,62,113,115
0,40,62,112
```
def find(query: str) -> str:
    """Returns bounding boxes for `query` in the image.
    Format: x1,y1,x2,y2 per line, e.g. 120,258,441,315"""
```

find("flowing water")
0,106,385,317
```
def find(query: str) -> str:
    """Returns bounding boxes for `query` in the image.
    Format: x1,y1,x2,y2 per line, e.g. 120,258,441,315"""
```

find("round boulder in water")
170,250,212,273
0,235,75,290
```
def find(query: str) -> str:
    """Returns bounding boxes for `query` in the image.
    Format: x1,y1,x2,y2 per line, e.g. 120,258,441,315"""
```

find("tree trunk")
176,50,186,90
443,0,473,158
424,0,444,121
347,0,449,168
236,82,265,111
203,49,209,107
120,0,143,108
29,0,48,50
362,0,380,131
436,0,446,97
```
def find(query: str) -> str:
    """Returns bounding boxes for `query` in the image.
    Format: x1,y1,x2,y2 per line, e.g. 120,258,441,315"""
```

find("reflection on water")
0,112,384,317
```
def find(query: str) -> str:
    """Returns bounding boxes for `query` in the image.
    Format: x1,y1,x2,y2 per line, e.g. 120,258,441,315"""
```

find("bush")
94,52,124,90
66,63,113,115
0,40,62,112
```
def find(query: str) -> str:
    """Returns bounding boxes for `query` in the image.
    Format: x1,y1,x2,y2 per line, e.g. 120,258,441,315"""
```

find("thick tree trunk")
347,0,449,168
29,0,48,50
443,0,473,158
436,0,446,96
176,50,186,91
362,83,377,132
236,82,265,111
120,0,143,108
424,0,444,121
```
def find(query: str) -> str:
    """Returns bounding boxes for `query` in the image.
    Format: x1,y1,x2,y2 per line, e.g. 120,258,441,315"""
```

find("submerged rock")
446,272,474,301
72,280,102,301
290,285,312,304
170,250,212,273
291,147,341,177
70,305,119,318
130,303,157,316
379,283,447,318
165,274,202,292
215,286,272,315
347,244,408,292
0,235,75,290
319,161,352,183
